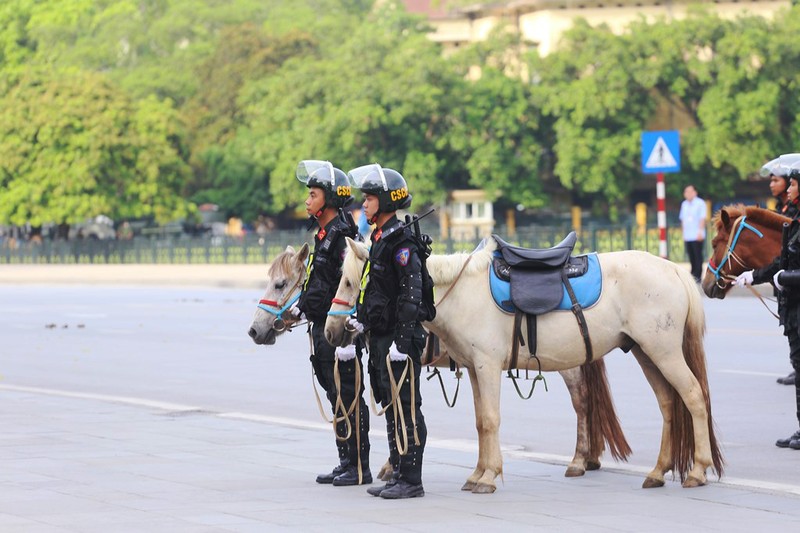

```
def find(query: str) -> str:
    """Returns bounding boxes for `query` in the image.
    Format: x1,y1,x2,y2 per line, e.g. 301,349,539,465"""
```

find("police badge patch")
395,247,410,266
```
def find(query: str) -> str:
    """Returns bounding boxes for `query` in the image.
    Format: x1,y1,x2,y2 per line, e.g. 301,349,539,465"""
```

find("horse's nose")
325,328,335,345
248,327,258,339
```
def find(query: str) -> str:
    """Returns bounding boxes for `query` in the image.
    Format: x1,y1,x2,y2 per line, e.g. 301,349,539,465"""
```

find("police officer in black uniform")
761,155,800,385
736,155,800,449
346,163,431,499
294,160,372,485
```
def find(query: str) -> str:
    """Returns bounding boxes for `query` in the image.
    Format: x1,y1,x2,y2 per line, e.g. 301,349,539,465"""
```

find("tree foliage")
3,1,800,226
0,69,192,225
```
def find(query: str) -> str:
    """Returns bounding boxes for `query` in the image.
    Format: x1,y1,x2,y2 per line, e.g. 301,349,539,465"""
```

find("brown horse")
702,205,788,299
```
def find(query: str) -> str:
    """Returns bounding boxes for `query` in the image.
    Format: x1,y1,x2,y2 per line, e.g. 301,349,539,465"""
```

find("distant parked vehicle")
69,215,116,240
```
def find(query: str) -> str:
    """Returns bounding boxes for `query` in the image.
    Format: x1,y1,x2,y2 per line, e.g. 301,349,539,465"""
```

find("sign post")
641,130,680,258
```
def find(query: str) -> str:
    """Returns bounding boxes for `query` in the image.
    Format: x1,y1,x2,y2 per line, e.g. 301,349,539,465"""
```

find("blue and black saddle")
489,241,602,314
490,233,602,367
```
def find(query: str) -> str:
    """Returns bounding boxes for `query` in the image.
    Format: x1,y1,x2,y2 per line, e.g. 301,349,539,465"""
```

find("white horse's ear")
296,242,310,264
284,245,296,255
347,237,368,261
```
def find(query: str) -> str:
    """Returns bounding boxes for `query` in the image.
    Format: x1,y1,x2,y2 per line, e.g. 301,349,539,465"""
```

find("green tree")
0,70,192,226
532,19,654,218
238,2,460,215
446,28,548,209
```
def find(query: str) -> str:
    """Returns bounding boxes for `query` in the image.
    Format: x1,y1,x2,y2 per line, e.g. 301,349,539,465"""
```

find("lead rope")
309,328,334,424
386,353,420,456
332,355,364,484
746,285,781,320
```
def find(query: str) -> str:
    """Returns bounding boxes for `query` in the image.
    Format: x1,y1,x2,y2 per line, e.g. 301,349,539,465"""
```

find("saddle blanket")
488,252,602,314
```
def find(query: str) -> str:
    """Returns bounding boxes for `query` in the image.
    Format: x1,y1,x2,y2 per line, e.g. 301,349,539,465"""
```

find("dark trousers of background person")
309,321,370,472
684,240,704,282
367,328,427,485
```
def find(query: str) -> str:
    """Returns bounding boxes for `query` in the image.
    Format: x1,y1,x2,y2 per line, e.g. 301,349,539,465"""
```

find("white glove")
335,344,357,361
388,342,407,362
734,270,754,288
346,317,364,334
774,270,785,291
288,303,304,319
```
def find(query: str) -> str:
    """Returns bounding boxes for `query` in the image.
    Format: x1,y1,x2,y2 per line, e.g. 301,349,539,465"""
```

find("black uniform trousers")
309,321,370,470
367,325,428,485
783,312,800,427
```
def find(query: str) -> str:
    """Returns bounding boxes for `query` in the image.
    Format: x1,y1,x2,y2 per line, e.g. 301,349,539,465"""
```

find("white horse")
325,237,723,493
248,243,630,483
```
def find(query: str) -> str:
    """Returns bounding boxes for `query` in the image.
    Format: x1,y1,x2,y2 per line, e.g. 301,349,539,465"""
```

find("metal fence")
0,224,707,265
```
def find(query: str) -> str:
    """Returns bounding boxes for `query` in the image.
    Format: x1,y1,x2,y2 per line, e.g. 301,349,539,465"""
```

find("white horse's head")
248,243,310,345
325,237,370,347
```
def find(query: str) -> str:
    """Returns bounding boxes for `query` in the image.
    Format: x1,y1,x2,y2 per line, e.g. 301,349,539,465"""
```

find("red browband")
259,299,279,306
331,298,352,306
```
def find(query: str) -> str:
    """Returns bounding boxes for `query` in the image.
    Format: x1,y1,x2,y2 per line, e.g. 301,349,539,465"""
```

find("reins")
708,213,781,319
707,215,764,289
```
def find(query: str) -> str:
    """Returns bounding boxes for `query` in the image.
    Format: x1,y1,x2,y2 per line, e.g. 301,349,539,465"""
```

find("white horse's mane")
342,238,496,286
427,239,495,285
269,247,298,278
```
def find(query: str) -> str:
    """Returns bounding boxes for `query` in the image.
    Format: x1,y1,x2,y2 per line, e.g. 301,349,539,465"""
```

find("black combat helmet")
296,160,354,210
760,153,800,182
347,163,412,213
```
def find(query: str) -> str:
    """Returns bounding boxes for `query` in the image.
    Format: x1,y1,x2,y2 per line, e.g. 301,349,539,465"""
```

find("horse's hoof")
461,481,476,491
471,483,496,494
377,464,392,481
564,466,586,477
642,477,665,489
586,460,601,471
682,475,706,488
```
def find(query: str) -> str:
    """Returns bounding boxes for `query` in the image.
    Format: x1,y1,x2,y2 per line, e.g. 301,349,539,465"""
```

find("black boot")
777,370,796,385
316,460,349,484
775,430,800,448
332,464,372,486
379,479,425,499
367,470,398,496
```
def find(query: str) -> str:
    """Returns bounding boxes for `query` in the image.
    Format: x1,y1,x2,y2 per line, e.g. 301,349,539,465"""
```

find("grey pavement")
0,264,798,532
1,384,799,533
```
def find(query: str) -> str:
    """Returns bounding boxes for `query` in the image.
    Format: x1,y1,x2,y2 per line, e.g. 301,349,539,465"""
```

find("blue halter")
707,215,763,284
257,290,301,316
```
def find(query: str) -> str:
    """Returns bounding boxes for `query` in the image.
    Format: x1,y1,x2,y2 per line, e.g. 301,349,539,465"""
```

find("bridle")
256,274,305,332
327,255,371,332
707,215,764,289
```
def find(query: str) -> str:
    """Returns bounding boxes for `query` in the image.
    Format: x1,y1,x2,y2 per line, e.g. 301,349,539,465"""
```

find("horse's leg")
559,367,593,477
631,346,674,488
377,458,393,481
643,351,714,487
470,361,503,494
462,365,486,491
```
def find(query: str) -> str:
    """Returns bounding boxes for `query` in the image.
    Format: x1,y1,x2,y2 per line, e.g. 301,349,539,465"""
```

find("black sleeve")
752,255,781,285
298,232,346,320
393,241,424,353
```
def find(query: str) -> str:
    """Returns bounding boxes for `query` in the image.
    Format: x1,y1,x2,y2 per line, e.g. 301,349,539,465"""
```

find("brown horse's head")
702,205,787,299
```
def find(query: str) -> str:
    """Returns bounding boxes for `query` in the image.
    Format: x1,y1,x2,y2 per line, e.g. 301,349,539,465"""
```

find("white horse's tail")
671,266,725,479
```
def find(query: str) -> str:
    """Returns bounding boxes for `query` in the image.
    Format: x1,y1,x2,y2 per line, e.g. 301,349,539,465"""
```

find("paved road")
1,268,799,531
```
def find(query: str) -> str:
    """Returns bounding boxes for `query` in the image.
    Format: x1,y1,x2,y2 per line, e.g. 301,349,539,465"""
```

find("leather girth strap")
507,273,593,372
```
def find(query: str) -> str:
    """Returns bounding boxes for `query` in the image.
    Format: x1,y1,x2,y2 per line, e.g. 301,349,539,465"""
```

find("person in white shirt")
679,184,706,282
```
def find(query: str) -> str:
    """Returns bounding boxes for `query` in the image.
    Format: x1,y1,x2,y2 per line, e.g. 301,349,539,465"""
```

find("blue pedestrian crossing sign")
641,130,680,174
